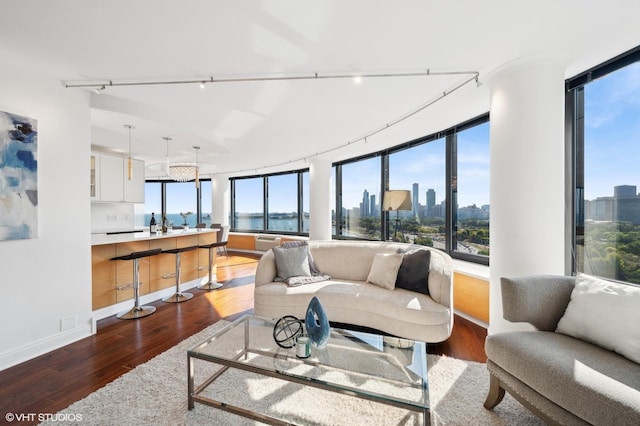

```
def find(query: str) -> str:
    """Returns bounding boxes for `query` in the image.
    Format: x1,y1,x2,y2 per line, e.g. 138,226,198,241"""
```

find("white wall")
211,174,230,225
488,57,567,334
308,156,333,240
91,202,136,233
0,61,92,370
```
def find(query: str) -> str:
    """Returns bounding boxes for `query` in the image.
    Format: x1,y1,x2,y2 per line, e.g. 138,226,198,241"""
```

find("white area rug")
41,321,543,425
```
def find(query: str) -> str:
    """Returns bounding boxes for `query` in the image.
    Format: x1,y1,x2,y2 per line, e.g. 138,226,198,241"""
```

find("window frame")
567,44,640,283
144,178,211,226
332,113,490,265
230,168,310,235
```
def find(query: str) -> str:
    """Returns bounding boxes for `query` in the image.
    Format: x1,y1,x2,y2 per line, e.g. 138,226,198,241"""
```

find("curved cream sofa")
254,240,454,343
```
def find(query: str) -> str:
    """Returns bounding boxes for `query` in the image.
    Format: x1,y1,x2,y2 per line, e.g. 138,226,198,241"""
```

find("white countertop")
91,228,217,246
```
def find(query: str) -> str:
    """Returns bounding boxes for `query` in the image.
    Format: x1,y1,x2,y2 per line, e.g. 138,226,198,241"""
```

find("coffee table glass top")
189,315,429,410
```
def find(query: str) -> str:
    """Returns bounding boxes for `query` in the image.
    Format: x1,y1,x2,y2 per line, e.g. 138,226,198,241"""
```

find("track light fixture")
63,70,479,90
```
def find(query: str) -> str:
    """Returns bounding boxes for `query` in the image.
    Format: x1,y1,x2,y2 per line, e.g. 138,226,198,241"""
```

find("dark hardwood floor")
0,252,486,425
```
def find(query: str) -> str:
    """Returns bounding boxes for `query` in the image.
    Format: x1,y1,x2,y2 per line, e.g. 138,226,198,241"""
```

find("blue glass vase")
305,296,330,349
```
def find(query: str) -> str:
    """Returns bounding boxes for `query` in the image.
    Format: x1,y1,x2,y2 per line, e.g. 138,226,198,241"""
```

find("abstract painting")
0,111,38,241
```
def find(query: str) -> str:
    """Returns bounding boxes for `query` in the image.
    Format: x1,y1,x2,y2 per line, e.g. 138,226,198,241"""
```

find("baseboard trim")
0,325,93,371
454,309,489,329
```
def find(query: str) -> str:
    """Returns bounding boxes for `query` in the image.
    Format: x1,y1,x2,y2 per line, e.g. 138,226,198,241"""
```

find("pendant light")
124,124,135,180
193,146,200,189
163,136,172,176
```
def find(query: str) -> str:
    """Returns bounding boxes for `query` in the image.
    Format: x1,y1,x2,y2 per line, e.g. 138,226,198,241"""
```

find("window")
227,117,489,264
302,171,310,233
570,48,640,285
166,182,197,227
230,169,309,233
388,138,446,246
200,180,212,227
144,182,162,227
234,177,264,230
454,121,490,258
144,179,212,228
267,173,298,232
338,156,381,239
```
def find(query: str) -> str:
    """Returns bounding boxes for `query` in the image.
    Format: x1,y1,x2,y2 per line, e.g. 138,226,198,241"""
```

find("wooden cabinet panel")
179,249,199,283
177,234,199,248
453,272,489,323
149,238,177,292
91,231,219,310
228,234,255,250
92,245,116,310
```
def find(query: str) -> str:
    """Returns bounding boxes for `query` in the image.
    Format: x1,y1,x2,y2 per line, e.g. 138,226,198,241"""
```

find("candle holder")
295,334,311,359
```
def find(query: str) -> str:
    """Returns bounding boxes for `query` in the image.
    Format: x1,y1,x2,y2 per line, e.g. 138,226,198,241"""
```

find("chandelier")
169,164,197,182
167,146,200,188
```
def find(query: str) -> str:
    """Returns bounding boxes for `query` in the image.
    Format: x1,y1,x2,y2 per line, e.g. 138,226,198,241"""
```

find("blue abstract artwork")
0,111,38,241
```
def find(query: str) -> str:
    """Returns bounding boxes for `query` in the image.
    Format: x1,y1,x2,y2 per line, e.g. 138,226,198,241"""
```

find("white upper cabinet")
92,152,145,203
99,153,124,202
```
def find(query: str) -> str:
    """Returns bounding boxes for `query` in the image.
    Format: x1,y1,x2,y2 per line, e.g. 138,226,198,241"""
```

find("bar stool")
111,248,162,319
162,245,199,302
197,239,223,291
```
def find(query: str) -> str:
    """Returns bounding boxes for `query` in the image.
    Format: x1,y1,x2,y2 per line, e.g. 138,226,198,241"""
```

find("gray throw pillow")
273,244,312,280
281,240,320,275
395,249,431,295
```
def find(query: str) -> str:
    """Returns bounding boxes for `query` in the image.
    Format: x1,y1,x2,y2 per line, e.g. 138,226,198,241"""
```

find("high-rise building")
412,183,419,217
587,185,640,224
426,189,436,217
614,185,637,198
614,185,640,224
370,194,377,216
362,189,370,217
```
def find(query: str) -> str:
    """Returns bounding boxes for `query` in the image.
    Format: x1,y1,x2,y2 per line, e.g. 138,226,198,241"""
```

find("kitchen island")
91,228,218,319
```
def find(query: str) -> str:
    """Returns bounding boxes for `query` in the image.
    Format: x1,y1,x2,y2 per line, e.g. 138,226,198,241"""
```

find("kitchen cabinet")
91,151,145,203
99,153,125,202
91,229,218,311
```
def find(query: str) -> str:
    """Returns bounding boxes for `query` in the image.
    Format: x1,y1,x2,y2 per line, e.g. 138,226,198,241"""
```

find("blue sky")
584,62,640,200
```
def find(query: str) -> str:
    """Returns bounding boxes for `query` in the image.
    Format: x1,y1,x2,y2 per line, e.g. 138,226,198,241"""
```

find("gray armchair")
484,275,640,425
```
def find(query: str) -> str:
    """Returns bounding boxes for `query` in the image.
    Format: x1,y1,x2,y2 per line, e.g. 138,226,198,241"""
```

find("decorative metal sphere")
273,315,304,348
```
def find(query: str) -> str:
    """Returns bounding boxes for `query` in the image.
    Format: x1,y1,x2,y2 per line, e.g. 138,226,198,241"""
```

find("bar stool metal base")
117,305,156,319
162,245,198,303
111,248,162,321
163,292,194,303
198,243,223,291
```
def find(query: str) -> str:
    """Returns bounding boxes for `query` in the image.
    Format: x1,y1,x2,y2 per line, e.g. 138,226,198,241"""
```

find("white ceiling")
1,1,640,177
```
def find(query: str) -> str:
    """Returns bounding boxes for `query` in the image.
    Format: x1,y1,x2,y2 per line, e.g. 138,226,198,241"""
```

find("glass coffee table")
187,315,430,425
